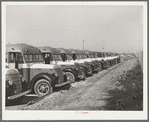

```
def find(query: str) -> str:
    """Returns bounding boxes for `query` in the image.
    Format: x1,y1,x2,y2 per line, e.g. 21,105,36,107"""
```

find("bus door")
8,52,23,69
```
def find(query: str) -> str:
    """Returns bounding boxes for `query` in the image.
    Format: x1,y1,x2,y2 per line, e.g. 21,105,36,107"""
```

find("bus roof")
57,48,71,55
76,50,85,55
69,49,77,54
84,50,93,55
6,43,42,55
38,46,61,55
69,49,85,55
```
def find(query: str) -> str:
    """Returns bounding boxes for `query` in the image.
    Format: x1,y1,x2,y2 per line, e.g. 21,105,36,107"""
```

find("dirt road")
6,58,139,110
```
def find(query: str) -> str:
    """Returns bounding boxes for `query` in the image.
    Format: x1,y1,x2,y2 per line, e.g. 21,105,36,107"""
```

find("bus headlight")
54,73,58,77
6,79,13,86
75,68,79,71
52,73,58,78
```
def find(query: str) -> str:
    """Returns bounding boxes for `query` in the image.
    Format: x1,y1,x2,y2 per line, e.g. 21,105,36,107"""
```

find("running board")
55,81,70,87
8,89,31,100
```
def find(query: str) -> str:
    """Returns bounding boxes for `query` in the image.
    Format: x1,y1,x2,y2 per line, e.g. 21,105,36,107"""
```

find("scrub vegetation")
103,63,143,110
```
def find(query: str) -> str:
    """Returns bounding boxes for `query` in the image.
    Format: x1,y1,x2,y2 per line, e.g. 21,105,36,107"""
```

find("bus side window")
39,55,44,62
6,53,8,63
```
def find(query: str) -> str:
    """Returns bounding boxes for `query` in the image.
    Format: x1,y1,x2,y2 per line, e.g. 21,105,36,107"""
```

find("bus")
84,50,100,73
92,51,103,71
6,43,70,97
5,65,31,105
57,48,86,80
38,46,85,82
69,49,93,76
100,52,111,68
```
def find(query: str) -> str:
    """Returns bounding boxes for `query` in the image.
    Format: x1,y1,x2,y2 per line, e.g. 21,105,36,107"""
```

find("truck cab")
6,43,70,97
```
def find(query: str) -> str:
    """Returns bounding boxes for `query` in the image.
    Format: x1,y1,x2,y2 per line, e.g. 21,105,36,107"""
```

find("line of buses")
5,43,121,105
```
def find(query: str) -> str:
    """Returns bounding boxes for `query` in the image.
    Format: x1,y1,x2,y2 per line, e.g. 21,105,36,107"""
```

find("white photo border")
2,1,148,120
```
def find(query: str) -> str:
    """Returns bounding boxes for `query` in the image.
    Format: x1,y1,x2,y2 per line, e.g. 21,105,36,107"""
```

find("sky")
6,5,143,53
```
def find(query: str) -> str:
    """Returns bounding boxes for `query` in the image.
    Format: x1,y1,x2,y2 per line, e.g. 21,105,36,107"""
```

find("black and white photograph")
2,1,147,120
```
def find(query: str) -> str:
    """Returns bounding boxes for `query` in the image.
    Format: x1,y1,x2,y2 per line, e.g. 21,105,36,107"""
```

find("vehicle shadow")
6,95,38,107
6,84,72,107
53,83,72,92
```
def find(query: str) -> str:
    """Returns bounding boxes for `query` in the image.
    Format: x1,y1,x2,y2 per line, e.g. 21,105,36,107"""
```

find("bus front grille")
74,62,82,75
54,67,64,83
7,73,22,94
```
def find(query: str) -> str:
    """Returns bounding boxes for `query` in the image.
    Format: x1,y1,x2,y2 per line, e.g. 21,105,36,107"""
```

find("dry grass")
103,63,143,110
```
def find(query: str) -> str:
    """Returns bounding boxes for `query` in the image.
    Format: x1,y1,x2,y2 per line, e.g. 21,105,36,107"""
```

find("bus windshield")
94,55,98,58
24,54,44,63
81,55,86,59
66,55,73,60
53,55,62,61
98,53,102,57
89,55,94,58
83,55,87,59
76,55,82,59
9,52,24,63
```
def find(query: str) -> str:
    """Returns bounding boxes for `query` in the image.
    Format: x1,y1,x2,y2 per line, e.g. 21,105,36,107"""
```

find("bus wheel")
34,79,53,97
65,72,75,83
98,64,102,72
106,62,111,68
87,67,93,76
79,69,86,80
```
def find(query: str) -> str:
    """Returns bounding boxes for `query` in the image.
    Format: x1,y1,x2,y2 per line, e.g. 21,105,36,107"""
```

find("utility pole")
82,40,84,51
102,46,104,52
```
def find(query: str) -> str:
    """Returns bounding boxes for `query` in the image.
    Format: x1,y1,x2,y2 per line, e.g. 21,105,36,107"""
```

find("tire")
79,68,86,80
106,61,111,68
113,60,116,65
97,63,102,72
112,60,115,65
87,67,93,75
115,60,118,64
65,72,75,83
34,79,53,97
